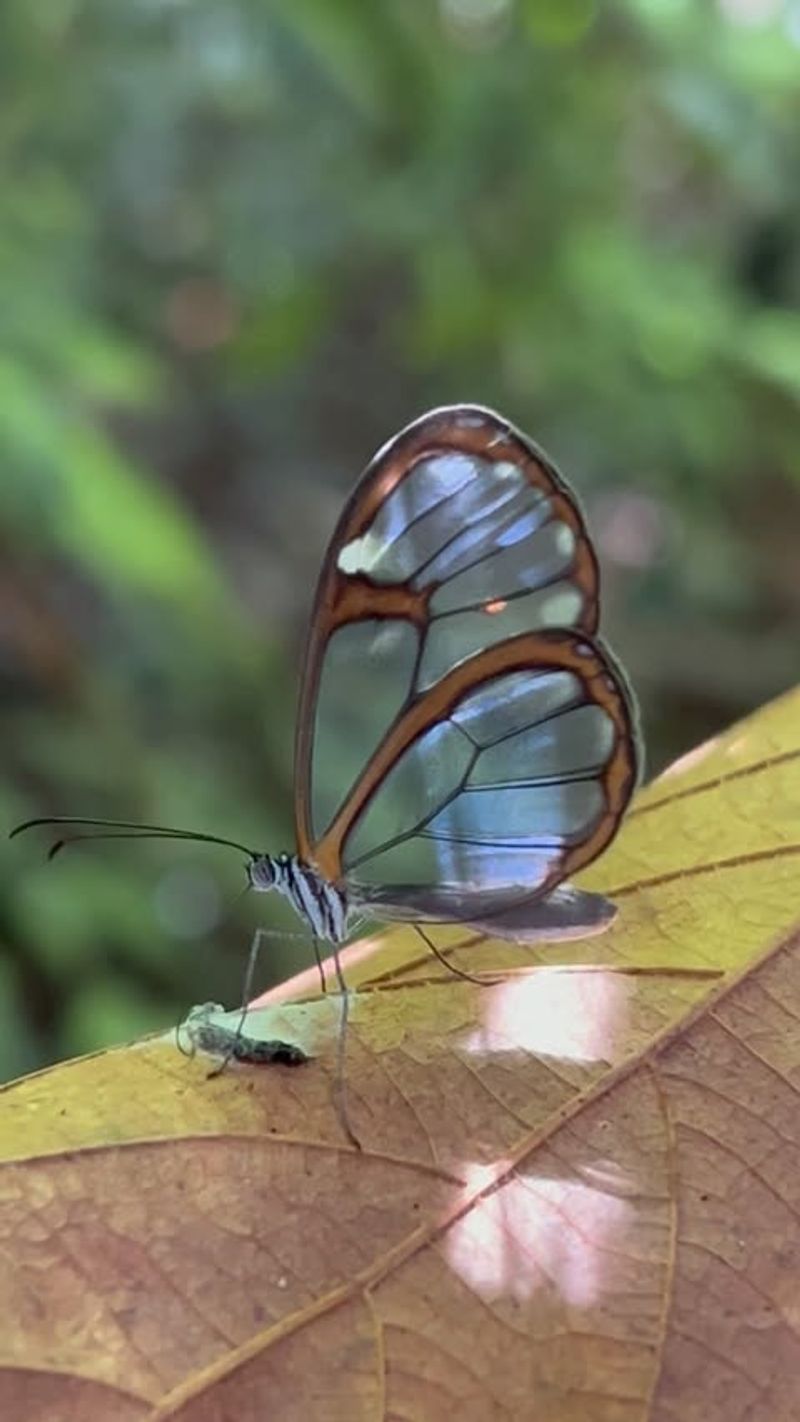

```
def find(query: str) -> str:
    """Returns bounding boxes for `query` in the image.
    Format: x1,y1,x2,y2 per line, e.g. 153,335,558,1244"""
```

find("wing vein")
409,481,531,586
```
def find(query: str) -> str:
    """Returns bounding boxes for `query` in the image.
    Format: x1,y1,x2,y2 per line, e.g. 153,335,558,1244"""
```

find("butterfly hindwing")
306,629,638,915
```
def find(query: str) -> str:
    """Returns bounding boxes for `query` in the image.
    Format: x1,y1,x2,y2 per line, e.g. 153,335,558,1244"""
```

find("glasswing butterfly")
12,406,641,1137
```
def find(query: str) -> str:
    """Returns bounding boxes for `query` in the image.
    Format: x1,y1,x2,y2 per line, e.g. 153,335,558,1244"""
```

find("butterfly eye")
248,856,277,891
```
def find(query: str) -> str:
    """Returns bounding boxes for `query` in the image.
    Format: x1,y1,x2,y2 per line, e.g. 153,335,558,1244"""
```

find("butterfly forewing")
294,405,604,865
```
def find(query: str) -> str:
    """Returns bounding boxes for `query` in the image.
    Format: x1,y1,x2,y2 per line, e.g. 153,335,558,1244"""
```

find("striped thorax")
247,852,349,943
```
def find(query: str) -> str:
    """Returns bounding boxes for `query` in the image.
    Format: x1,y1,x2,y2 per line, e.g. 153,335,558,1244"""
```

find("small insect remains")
12,405,641,1145
178,1002,308,1068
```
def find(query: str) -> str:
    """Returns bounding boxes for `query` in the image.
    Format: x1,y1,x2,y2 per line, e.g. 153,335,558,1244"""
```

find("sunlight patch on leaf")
447,1162,634,1308
462,969,630,1064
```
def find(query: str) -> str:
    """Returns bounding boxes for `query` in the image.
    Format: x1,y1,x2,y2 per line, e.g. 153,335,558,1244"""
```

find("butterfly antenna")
46,829,212,862
10,816,258,862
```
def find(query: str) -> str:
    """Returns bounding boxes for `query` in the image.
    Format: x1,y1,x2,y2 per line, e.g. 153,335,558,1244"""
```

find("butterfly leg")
310,935,328,995
413,923,495,986
205,925,271,1078
322,935,362,1151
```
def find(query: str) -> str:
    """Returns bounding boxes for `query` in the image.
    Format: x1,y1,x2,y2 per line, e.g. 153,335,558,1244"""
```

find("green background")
2,0,798,1080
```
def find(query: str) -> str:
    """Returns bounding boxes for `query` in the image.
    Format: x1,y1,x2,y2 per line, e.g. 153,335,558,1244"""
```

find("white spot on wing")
490,459,524,483
337,532,384,575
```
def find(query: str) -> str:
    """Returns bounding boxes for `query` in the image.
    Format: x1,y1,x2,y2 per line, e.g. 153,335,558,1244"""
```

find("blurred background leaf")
1,0,798,1082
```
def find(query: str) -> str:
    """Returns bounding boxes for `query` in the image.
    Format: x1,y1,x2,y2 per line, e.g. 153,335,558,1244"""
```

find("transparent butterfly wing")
294,405,604,867
352,883,619,944
293,406,640,938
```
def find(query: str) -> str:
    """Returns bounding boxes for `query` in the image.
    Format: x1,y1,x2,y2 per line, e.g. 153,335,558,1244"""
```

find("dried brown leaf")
2,688,799,1421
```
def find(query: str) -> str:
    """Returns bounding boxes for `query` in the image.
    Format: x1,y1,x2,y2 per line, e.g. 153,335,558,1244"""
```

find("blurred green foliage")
2,0,798,1080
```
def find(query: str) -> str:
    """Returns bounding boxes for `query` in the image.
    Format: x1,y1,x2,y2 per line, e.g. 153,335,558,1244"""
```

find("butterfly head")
247,854,281,892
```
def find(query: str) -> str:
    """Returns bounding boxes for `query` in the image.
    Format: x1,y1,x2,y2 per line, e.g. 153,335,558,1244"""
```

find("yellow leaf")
1,687,798,1421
